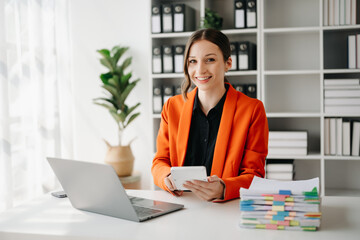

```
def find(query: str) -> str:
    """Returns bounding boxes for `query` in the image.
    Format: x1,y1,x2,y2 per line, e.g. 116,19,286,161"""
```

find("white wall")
69,0,153,189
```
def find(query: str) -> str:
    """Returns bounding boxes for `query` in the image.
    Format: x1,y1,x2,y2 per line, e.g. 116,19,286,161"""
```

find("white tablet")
170,166,208,191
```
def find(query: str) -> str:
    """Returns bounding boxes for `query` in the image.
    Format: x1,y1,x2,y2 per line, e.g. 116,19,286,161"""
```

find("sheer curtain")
0,0,74,212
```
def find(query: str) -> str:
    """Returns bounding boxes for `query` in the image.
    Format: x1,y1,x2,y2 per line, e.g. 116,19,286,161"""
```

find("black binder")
246,84,257,98
152,46,162,74
153,86,163,113
163,85,174,104
175,85,182,95
230,42,238,71
234,84,246,94
246,0,257,28
234,0,246,29
162,45,174,73
151,5,162,34
162,4,173,33
238,41,256,70
174,45,185,73
173,4,195,32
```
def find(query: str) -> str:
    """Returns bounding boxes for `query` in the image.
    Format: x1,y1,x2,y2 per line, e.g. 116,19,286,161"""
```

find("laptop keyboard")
133,205,162,217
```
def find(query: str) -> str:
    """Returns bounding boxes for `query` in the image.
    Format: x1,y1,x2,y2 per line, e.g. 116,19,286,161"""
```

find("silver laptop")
47,157,184,222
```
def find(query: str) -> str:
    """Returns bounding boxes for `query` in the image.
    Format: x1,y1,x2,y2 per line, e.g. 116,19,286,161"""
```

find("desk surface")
0,190,359,240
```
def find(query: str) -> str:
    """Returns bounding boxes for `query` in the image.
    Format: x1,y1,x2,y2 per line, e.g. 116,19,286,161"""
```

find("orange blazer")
151,83,269,201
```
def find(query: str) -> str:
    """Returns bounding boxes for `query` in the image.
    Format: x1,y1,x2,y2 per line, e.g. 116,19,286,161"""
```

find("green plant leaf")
109,110,122,125
118,79,140,105
126,103,140,117
122,57,132,70
112,46,128,66
108,76,119,89
93,102,117,112
102,84,119,99
93,97,119,109
100,58,114,72
100,72,113,85
120,72,132,90
97,49,111,58
125,112,140,128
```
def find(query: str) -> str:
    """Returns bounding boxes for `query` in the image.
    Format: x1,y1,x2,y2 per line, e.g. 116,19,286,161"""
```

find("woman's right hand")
164,174,183,196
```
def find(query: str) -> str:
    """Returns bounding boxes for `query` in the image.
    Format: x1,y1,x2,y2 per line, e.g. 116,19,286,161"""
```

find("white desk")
0,190,359,240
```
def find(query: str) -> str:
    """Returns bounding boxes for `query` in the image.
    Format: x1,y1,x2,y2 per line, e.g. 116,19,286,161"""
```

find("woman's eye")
189,59,196,64
207,58,215,62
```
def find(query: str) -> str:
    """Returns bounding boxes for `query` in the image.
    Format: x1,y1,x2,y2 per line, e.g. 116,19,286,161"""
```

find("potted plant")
201,8,223,30
94,45,140,177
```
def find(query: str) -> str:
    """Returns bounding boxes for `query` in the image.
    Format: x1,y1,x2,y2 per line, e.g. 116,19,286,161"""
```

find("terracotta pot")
104,140,134,177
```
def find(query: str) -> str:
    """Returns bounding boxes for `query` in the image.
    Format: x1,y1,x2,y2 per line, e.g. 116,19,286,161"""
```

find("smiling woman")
151,28,269,202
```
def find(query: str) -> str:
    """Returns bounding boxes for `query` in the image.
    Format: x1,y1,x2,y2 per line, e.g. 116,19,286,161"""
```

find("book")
350,0,356,25
268,139,307,148
266,172,294,181
324,0,329,26
266,159,294,172
324,97,360,105
324,85,360,89
324,105,360,114
324,89,360,97
269,131,307,140
324,118,330,155
358,34,360,69
343,120,351,155
348,35,356,69
268,147,307,156
324,78,359,86
351,121,360,156
337,118,343,155
330,118,337,155
340,0,345,25
334,0,340,25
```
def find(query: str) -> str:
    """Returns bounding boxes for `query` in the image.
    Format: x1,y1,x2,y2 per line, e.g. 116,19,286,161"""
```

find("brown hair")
182,28,231,100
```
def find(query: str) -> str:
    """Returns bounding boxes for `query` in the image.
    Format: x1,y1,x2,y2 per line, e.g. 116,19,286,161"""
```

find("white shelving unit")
150,0,360,197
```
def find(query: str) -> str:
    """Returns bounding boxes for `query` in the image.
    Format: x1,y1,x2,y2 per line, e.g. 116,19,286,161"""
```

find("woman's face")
187,40,231,93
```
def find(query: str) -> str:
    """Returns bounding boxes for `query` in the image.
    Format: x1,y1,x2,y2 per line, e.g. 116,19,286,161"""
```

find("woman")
151,28,268,202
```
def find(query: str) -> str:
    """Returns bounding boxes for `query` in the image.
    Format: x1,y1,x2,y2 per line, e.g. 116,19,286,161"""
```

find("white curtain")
0,0,74,212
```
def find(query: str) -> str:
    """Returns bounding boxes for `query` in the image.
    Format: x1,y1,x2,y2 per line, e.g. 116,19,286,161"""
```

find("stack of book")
268,131,308,156
324,118,360,156
324,79,360,114
323,0,357,26
266,159,294,181
239,176,321,231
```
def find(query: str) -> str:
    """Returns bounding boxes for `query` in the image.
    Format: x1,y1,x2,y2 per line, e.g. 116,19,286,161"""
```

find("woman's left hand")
183,175,225,201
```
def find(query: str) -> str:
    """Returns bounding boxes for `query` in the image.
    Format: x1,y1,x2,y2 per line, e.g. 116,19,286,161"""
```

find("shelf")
264,70,320,75
226,71,258,76
323,113,360,117
263,26,320,33
152,73,184,79
324,156,360,161
323,69,360,74
222,28,258,35
267,112,321,118
322,24,360,31
267,154,321,160
149,0,360,197
325,188,360,197
151,32,193,39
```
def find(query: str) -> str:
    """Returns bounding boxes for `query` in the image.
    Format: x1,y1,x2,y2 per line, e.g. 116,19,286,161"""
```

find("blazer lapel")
211,84,238,177
176,89,196,166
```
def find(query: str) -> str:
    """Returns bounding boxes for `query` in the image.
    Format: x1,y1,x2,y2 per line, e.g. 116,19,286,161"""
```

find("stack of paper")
239,176,321,231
